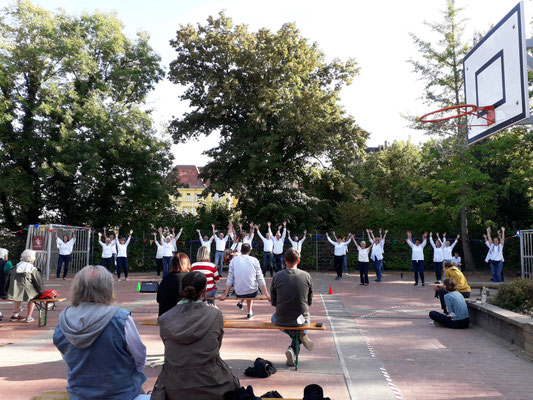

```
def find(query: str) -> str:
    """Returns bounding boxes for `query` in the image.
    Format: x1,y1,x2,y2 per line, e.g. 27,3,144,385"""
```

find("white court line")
320,294,358,400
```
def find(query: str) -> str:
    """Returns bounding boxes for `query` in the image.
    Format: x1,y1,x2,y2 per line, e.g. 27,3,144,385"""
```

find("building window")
194,193,199,202
186,193,191,201
191,208,195,214
183,207,188,213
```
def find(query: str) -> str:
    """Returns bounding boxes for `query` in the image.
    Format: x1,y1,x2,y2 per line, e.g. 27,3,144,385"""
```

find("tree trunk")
460,206,475,271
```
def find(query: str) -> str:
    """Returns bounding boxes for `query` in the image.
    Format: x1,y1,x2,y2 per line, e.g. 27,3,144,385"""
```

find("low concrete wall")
467,300,533,358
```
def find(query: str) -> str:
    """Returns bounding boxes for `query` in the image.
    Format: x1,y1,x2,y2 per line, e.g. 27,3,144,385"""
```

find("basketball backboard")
463,1,530,145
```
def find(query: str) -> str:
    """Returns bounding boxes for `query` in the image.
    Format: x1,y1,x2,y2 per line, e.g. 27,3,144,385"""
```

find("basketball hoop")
418,104,495,128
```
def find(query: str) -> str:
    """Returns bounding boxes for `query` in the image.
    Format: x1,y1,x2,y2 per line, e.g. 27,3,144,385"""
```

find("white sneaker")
117,278,121,282
285,347,296,366
300,333,314,351
125,278,129,281
345,273,350,276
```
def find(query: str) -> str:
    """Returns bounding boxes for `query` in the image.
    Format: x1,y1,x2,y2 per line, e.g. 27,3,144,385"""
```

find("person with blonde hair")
151,271,239,399
53,265,146,399
157,253,191,316
191,246,220,305
4,249,44,322
429,277,470,329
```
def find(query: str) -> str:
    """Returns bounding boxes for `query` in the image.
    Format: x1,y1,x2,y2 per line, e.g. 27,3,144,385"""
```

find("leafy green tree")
167,12,367,223
0,1,172,229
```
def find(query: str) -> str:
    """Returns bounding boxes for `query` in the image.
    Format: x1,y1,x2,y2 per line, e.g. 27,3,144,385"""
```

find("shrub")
490,279,533,315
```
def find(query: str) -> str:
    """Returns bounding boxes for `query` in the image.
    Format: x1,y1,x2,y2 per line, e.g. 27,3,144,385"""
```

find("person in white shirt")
240,222,255,249
98,233,116,273
353,234,374,286
272,222,287,274
114,228,132,281
332,232,350,276
219,244,270,319
103,227,117,274
429,232,445,283
56,231,76,280
486,226,505,282
366,229,387,282
326,232,352,280
171,227,183,254
153,232,164,277
255,223,275,277
196,228,214,259
406,231,428,286
442,233,460,261
158,227,177,277
452,252,462,269
287,229,307,253
213,222,232,276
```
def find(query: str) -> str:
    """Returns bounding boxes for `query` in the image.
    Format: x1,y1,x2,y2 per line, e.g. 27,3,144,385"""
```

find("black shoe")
413,283,419,286
421,283,425,286
236,302,243,310
359,283,365,285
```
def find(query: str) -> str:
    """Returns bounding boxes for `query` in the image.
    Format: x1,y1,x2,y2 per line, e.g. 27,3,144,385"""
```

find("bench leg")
294,333,300,371
38,303,43,327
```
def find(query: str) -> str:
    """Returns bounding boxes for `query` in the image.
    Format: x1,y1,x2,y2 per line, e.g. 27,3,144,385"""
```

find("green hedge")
490,279,533,314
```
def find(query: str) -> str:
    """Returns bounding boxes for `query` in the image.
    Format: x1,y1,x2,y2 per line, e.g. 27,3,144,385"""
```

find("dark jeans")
429,311,470,329
372,258,383,281
235,291,258,298
101,257,113,272
490,260,503,282
434,261,443,281
412,260,425,284
155,258,163,277
263,252,274,277
162,256,172,277
436,288,471,313
206,286,217,305
334,255,344,278
342,255,348,273
273,253,284,273
215,251,225,275
56,254,71,278
359,261,369,284
116,257,128,279
111,253,117,273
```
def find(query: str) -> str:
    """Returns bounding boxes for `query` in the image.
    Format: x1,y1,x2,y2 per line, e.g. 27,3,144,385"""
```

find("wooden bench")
30,391,300,400
139,318,325,370
0,298,66,327
207,295,270,300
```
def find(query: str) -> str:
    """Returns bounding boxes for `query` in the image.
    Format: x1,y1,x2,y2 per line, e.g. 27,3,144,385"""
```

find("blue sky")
30,0,533,165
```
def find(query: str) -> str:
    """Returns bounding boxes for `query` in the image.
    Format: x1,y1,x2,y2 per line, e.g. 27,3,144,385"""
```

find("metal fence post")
315,230,318,272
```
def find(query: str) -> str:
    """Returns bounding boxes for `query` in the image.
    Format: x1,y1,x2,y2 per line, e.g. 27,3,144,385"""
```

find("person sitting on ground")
157,253,191,316
270,248,314,366
152,271,240,400
434,261,471,312
191,246,220,305
219,243,270,320
4,249,44,323
429,277,470,329
53,265,146,399
0,248,14,300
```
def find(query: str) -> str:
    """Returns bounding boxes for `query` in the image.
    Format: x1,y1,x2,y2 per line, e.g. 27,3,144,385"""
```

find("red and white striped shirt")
190,261,220,291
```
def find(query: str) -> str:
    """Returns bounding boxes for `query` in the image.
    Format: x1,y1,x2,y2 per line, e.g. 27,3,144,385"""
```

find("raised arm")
249,222,254,240
421,232,428,247
280,221,287,241
174,227,183,241
98,232,105,247
125,230,132,246
255,225,266,242
267,222,273,237
486,226,493,246
197,229,203,242
406,231,414,247
351,234,360,249
382,229,388,241
366,229,374,243
500,227,505,247
429,233,436,249
326,233,336,246
300,230,307,245
450,234,460,250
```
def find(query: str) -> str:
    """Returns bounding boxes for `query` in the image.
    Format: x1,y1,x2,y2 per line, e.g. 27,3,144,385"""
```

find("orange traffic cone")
328,285,333,295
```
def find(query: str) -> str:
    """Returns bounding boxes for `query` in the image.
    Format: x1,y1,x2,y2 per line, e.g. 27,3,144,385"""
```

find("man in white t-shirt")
219,244,270,320
213,222,231,276
287,229,307,253
406,231,427,286
255,223,275,277
56,231,76,280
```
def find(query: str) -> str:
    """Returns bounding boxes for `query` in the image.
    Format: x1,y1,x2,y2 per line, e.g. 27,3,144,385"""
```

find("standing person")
229,234,243,257
429,278,470,329
367,229,387,282
353,235,373,286
434,261,471,313
442,233,460,262
53,265,146,399
332,232,350,276
429,232,445,284
103,227,117,274
4,249,44,323
272,222,287,273
255,223,274,277
56,231,76,280
486,226,505,282
191,246,220,305
239,222,255,249
115,228,132,282
270,248,314,366
98,233,115,273
197,229,214,252
406,231,427,286
157,253,191,316
151,272,240,400
213,222,231,277
158,227,175,277
326,232,352,280
171,227,183,254
288,229,307,252
219,244,270,320
153,232,164,277
0,248,14,300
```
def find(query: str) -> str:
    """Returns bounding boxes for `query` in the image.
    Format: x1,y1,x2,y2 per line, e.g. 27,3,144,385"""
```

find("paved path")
1,271,532,399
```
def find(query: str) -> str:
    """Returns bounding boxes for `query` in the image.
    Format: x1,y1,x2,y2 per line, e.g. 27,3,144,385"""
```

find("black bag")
260,390,283,398
140,281,159,293
223,385,260,400
244,357,277,378
303,384,330,400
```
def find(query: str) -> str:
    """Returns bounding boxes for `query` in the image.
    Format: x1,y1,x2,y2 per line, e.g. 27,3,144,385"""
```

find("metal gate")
520,229,533,279
25,224,92,280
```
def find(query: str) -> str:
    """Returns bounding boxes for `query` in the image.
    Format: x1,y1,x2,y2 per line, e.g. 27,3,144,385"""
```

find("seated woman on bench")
152,271,239,400
429,277,470,329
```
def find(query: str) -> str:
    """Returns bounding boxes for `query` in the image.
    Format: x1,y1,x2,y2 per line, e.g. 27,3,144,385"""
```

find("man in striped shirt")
191,246,220,305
